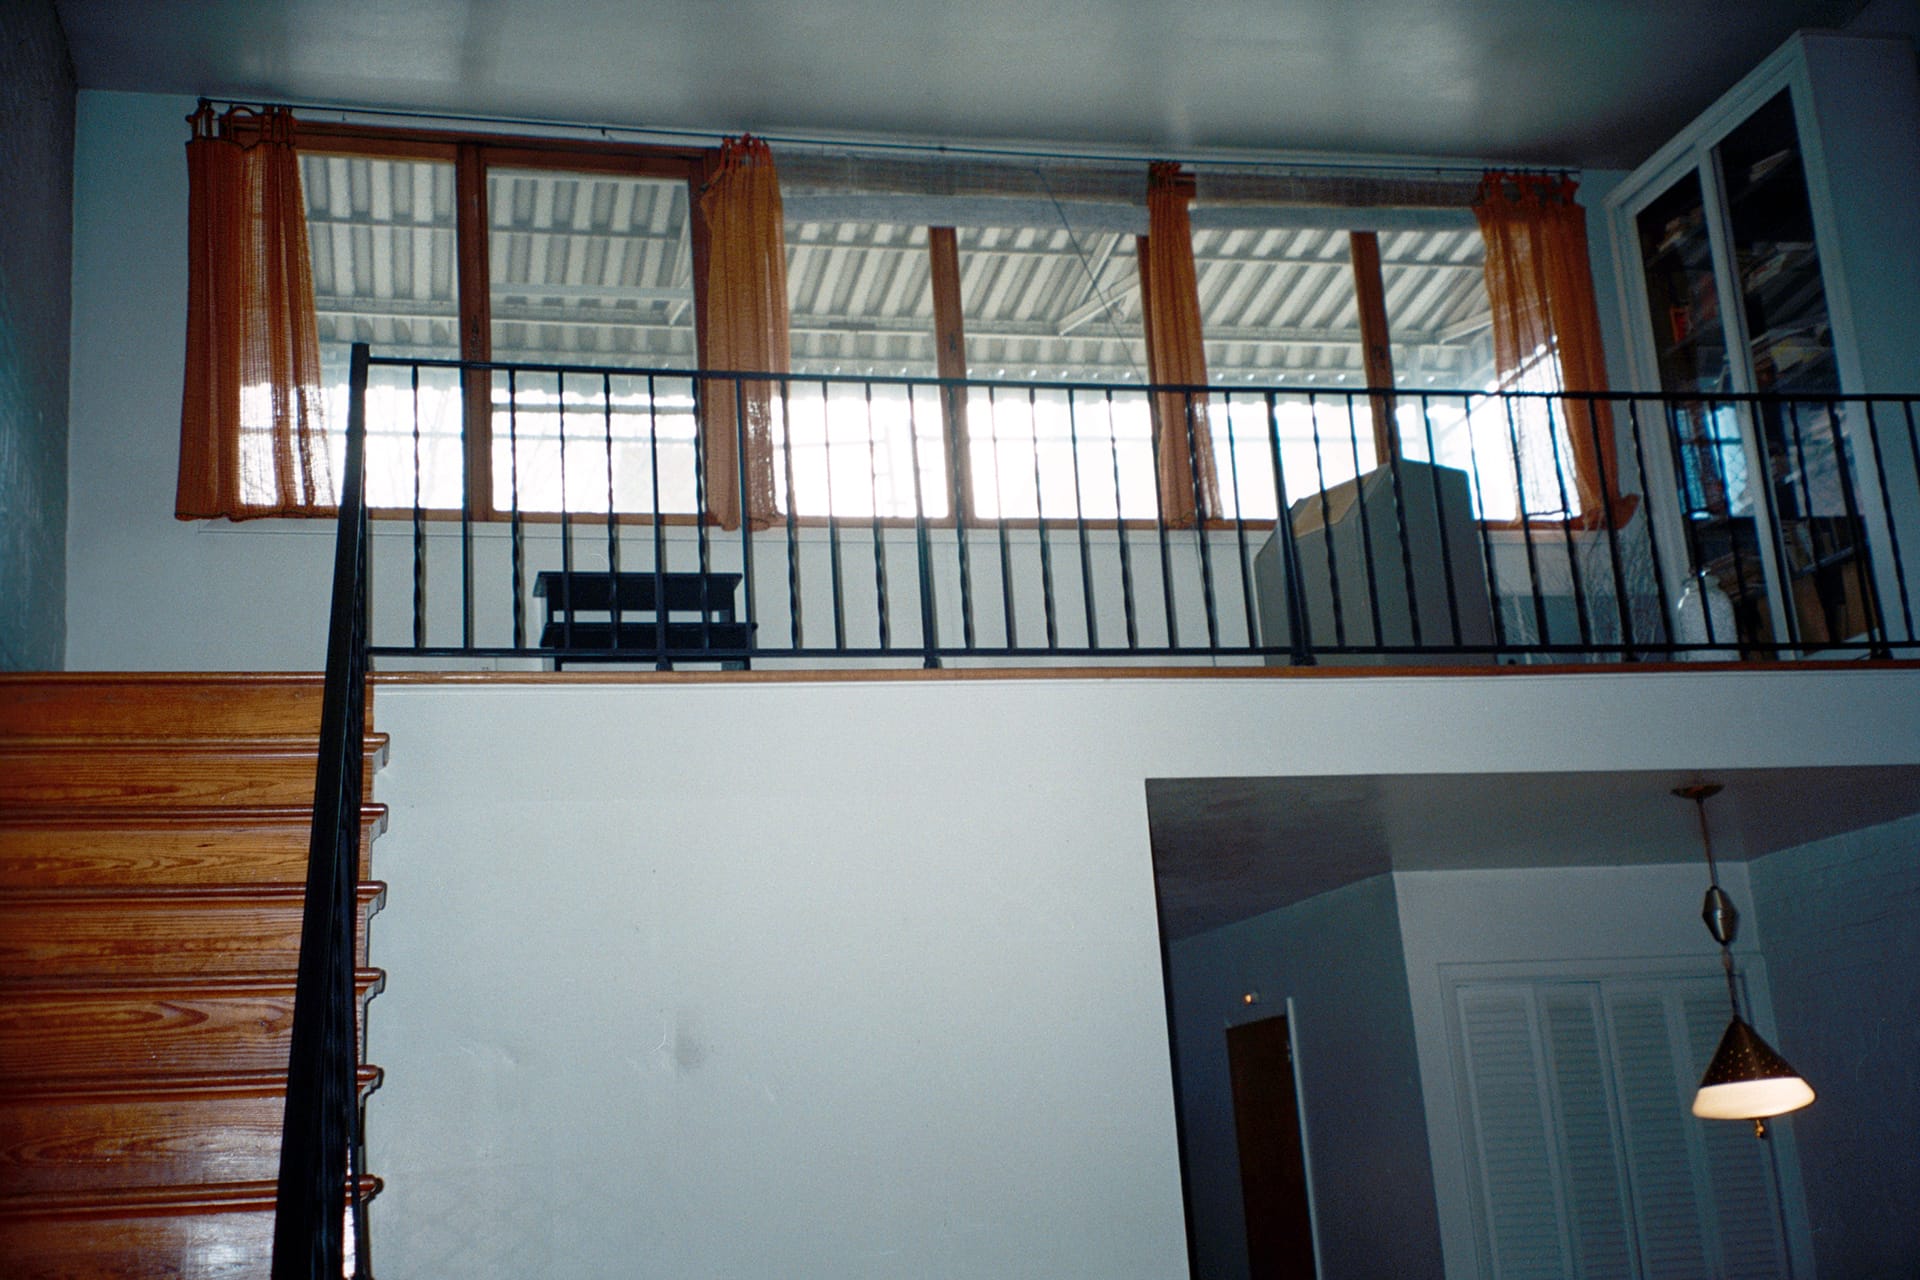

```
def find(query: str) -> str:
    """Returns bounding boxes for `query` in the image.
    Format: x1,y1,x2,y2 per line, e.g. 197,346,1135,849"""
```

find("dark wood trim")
1348,230,1399,463
370,657,1920,686
289,126,458,162
927,226,975,518
454,143,495,519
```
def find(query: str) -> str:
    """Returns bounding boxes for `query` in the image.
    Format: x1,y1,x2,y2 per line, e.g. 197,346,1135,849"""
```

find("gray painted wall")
363,670,1920,1276
1749,811,1920,1277
0,0,74,670
1167,874,1441,1280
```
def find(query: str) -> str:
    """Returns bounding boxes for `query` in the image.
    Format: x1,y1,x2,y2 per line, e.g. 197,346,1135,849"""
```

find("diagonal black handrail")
273,342,373,1280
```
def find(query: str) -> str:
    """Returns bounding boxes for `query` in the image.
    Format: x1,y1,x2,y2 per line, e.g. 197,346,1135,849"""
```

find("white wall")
365,668,1920,1277
66,90,339,670
1167,874,1439,1280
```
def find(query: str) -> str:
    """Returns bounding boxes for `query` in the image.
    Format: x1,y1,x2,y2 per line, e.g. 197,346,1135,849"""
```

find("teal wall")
1749,811,1920,1276
1167,874,1442,1279
0,0,75,670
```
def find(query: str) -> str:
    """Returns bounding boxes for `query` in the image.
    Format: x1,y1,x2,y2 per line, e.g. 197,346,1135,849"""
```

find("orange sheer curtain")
1473,171,1617,519
697,136,790,531
177,104,332,519
1138,162,1219,527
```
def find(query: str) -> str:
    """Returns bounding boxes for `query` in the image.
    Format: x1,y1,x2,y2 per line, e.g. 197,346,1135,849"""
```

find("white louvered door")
1456,976,1793,1280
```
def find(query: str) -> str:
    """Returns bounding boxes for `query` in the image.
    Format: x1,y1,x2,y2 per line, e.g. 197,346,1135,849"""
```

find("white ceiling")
1148,765,1920,938
55,0,1872,167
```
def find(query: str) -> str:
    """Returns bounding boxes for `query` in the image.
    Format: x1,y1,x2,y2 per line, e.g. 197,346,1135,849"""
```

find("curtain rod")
198,97,1577,182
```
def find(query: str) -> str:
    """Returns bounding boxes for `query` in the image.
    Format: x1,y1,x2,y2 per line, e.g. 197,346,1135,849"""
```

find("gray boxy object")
1254,460,1496,665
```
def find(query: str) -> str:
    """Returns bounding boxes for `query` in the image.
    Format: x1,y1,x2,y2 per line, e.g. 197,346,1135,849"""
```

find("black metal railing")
340,343,1920,669
275,345,373,1278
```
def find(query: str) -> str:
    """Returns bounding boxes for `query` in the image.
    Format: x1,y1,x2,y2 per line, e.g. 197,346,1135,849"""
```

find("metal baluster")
1307,393,1348,648
1823,396,1891,656
1152,403,1178,651
1624,399,1677,651
410,365,424,651
1712,396,1763,657
779,377,803,652
1265,391,1313,665
1224,392,1258,653
906,382,940,668
1459,393,1509,654
604,372,620,656
509,370,525,652
989,385,1017,651
1540,394,1593,649
558,371,574,655
1775,398,1823,652
1416,394,1464,648
822,381,846,651
648,375,667,665
691,374,714,668
1380,397,1422,653
459,367,476,653
1661,401,1719,655
1028,385,1059,650
865,379,891,652
733,376,756,663
946,380,976,652
1342,392,1386,649
1583,394,1634,657
1066,390,1099,652
1107,388,1139,650
1186,391,1220,653
1500,391,1551,653
1861,400,1915,643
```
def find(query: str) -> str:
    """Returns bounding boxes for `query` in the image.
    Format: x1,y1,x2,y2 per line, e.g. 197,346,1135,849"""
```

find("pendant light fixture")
1675,783,1814,1138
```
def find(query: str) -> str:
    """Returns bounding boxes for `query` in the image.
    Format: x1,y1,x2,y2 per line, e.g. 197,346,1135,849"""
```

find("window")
299,126,1592,530
955,221,1156,521
297,125,705,518
782,218,947,519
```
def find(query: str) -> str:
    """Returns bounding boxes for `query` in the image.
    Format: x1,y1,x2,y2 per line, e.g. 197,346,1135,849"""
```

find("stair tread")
0,968,386,993
0,882,386,904
5,1065,383,1101
0,1175,383,1217
0,673,368,740
0,803,388,830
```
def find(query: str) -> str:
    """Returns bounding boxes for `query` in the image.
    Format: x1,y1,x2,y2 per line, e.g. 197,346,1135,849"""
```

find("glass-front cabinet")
1608,33,1920,656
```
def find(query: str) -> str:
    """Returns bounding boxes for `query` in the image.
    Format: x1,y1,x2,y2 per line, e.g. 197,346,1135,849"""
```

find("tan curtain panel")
697,136,791,531
177,104,332,520
1138,162,1219,527
1473,172,1617,520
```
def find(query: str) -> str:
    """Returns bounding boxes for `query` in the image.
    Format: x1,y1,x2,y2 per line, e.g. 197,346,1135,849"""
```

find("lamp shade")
1691,1016,1816,1120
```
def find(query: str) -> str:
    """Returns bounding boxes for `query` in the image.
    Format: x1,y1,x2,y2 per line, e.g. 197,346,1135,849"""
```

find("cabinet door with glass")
1615,65,1885,655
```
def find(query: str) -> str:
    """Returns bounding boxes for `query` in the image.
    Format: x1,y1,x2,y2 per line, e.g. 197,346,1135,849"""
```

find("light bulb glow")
1692,1075,1815,1120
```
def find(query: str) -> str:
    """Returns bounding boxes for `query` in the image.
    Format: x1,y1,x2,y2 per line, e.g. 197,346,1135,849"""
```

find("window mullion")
456,142,495,520
1349,229,1400,464
927,226,972,522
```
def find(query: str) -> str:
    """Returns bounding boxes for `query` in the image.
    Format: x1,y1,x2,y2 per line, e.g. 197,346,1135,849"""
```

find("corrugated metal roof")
303,156,1494,388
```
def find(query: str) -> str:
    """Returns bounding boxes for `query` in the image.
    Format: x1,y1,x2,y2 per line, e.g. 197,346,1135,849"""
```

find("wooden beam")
927,226,973,517
1349,230,1399,462
455,143,495,518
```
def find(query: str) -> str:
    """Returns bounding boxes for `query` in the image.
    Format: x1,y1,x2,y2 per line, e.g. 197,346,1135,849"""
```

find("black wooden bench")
532,571,753,669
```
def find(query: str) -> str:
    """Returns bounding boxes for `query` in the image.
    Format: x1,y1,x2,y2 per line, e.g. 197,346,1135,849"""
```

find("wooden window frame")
293,119,708,522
